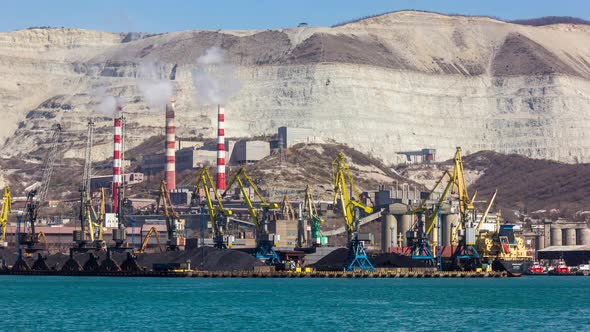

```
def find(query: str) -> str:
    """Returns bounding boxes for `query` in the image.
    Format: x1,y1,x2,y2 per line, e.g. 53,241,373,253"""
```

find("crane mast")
194,167,233,249
332,152,374,272
222,168,279,265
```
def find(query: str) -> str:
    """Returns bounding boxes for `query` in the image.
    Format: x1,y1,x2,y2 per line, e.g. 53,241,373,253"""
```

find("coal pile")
310,248,430,271
135,247,265,271
1,247,265,272
310,248,349,271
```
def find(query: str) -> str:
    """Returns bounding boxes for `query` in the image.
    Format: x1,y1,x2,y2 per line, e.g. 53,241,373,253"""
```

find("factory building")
230,140,270,164
277,126,314,148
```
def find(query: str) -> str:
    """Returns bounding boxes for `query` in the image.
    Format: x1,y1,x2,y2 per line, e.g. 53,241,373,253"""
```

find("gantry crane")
19,124,62,254
406,171,453,267
332,152,375,272
194,167,233,249
222,168,280,265
1,186,11,246
158,180,185,251
304,185,325,247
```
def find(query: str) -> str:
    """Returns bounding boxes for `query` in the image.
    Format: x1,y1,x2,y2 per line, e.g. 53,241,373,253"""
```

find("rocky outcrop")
0,11,589,166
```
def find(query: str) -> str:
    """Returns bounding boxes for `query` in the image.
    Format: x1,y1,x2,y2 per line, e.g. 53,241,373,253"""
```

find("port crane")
157,180,185,251
304,185,326,247
1,186,11,246
449,147,482,270
332,152,375,272
74,119,106,250
222,168,280,265
19,124,62,255
194,167,233,249
406,170,453,267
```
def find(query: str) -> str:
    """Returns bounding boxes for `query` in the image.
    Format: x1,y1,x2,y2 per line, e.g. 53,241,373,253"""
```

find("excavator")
157,180,185,251
332,152,375,272
406,170,453,267
304,185,326,247
194,167,233,249
136,226,163,254
222,168,280,265
14,124,61,271
1,186,11,247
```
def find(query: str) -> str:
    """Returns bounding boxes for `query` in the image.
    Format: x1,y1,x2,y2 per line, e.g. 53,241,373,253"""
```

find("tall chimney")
216,105,226,191
112,103,123,213
165,98,176,191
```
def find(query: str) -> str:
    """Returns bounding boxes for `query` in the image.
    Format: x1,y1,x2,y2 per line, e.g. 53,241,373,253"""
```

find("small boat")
548,260,573,275
527,261,544,275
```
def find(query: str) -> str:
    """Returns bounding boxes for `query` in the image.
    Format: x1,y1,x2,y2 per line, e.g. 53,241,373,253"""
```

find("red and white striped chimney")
216,105,226,191
112,103,123,213
165,98,176,191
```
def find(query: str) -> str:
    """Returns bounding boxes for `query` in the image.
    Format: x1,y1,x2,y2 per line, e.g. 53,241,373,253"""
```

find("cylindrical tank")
577,228,590,245
381,214,397,252
535,234,545,251
550,226,562,246
563,228,577,246
441,214,459,246
398,214,413,247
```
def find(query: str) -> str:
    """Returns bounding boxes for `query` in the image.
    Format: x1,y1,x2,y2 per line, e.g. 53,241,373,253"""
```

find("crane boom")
304,185,325,246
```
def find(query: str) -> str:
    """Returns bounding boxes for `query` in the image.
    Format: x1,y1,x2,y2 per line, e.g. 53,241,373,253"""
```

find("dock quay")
0,269,509,278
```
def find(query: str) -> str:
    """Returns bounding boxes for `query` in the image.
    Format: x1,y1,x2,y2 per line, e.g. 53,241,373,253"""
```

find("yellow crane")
448,147,494,270
1,186,11,246
222,168,280,264
158,180,185,251
194,167,233,249
332,152,374,271
280,195,296,221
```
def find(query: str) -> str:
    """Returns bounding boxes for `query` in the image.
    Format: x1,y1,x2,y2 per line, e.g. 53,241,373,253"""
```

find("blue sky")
1,0,588,32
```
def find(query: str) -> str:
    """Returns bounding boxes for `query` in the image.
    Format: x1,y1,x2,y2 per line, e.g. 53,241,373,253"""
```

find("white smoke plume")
192,46,240,105
137,61,173,111
93,86,118,117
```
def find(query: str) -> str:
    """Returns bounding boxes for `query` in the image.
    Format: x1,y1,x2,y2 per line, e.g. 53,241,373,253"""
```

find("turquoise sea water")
0,276,589,331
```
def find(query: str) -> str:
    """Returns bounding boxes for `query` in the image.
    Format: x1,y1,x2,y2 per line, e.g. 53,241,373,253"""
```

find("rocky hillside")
1,11,590,189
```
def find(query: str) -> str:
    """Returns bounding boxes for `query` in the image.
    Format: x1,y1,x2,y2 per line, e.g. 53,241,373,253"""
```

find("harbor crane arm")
1,186,11,243
194,168,233,248
332,152,374,271
222,168,280,264
332,152,373,234
475,190,498,232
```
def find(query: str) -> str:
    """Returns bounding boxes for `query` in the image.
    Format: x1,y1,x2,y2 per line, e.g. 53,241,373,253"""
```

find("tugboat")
527,261,544,275
549,260,573,275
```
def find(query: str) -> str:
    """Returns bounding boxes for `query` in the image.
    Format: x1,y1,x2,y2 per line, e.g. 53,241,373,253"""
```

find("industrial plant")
0,89,588,279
